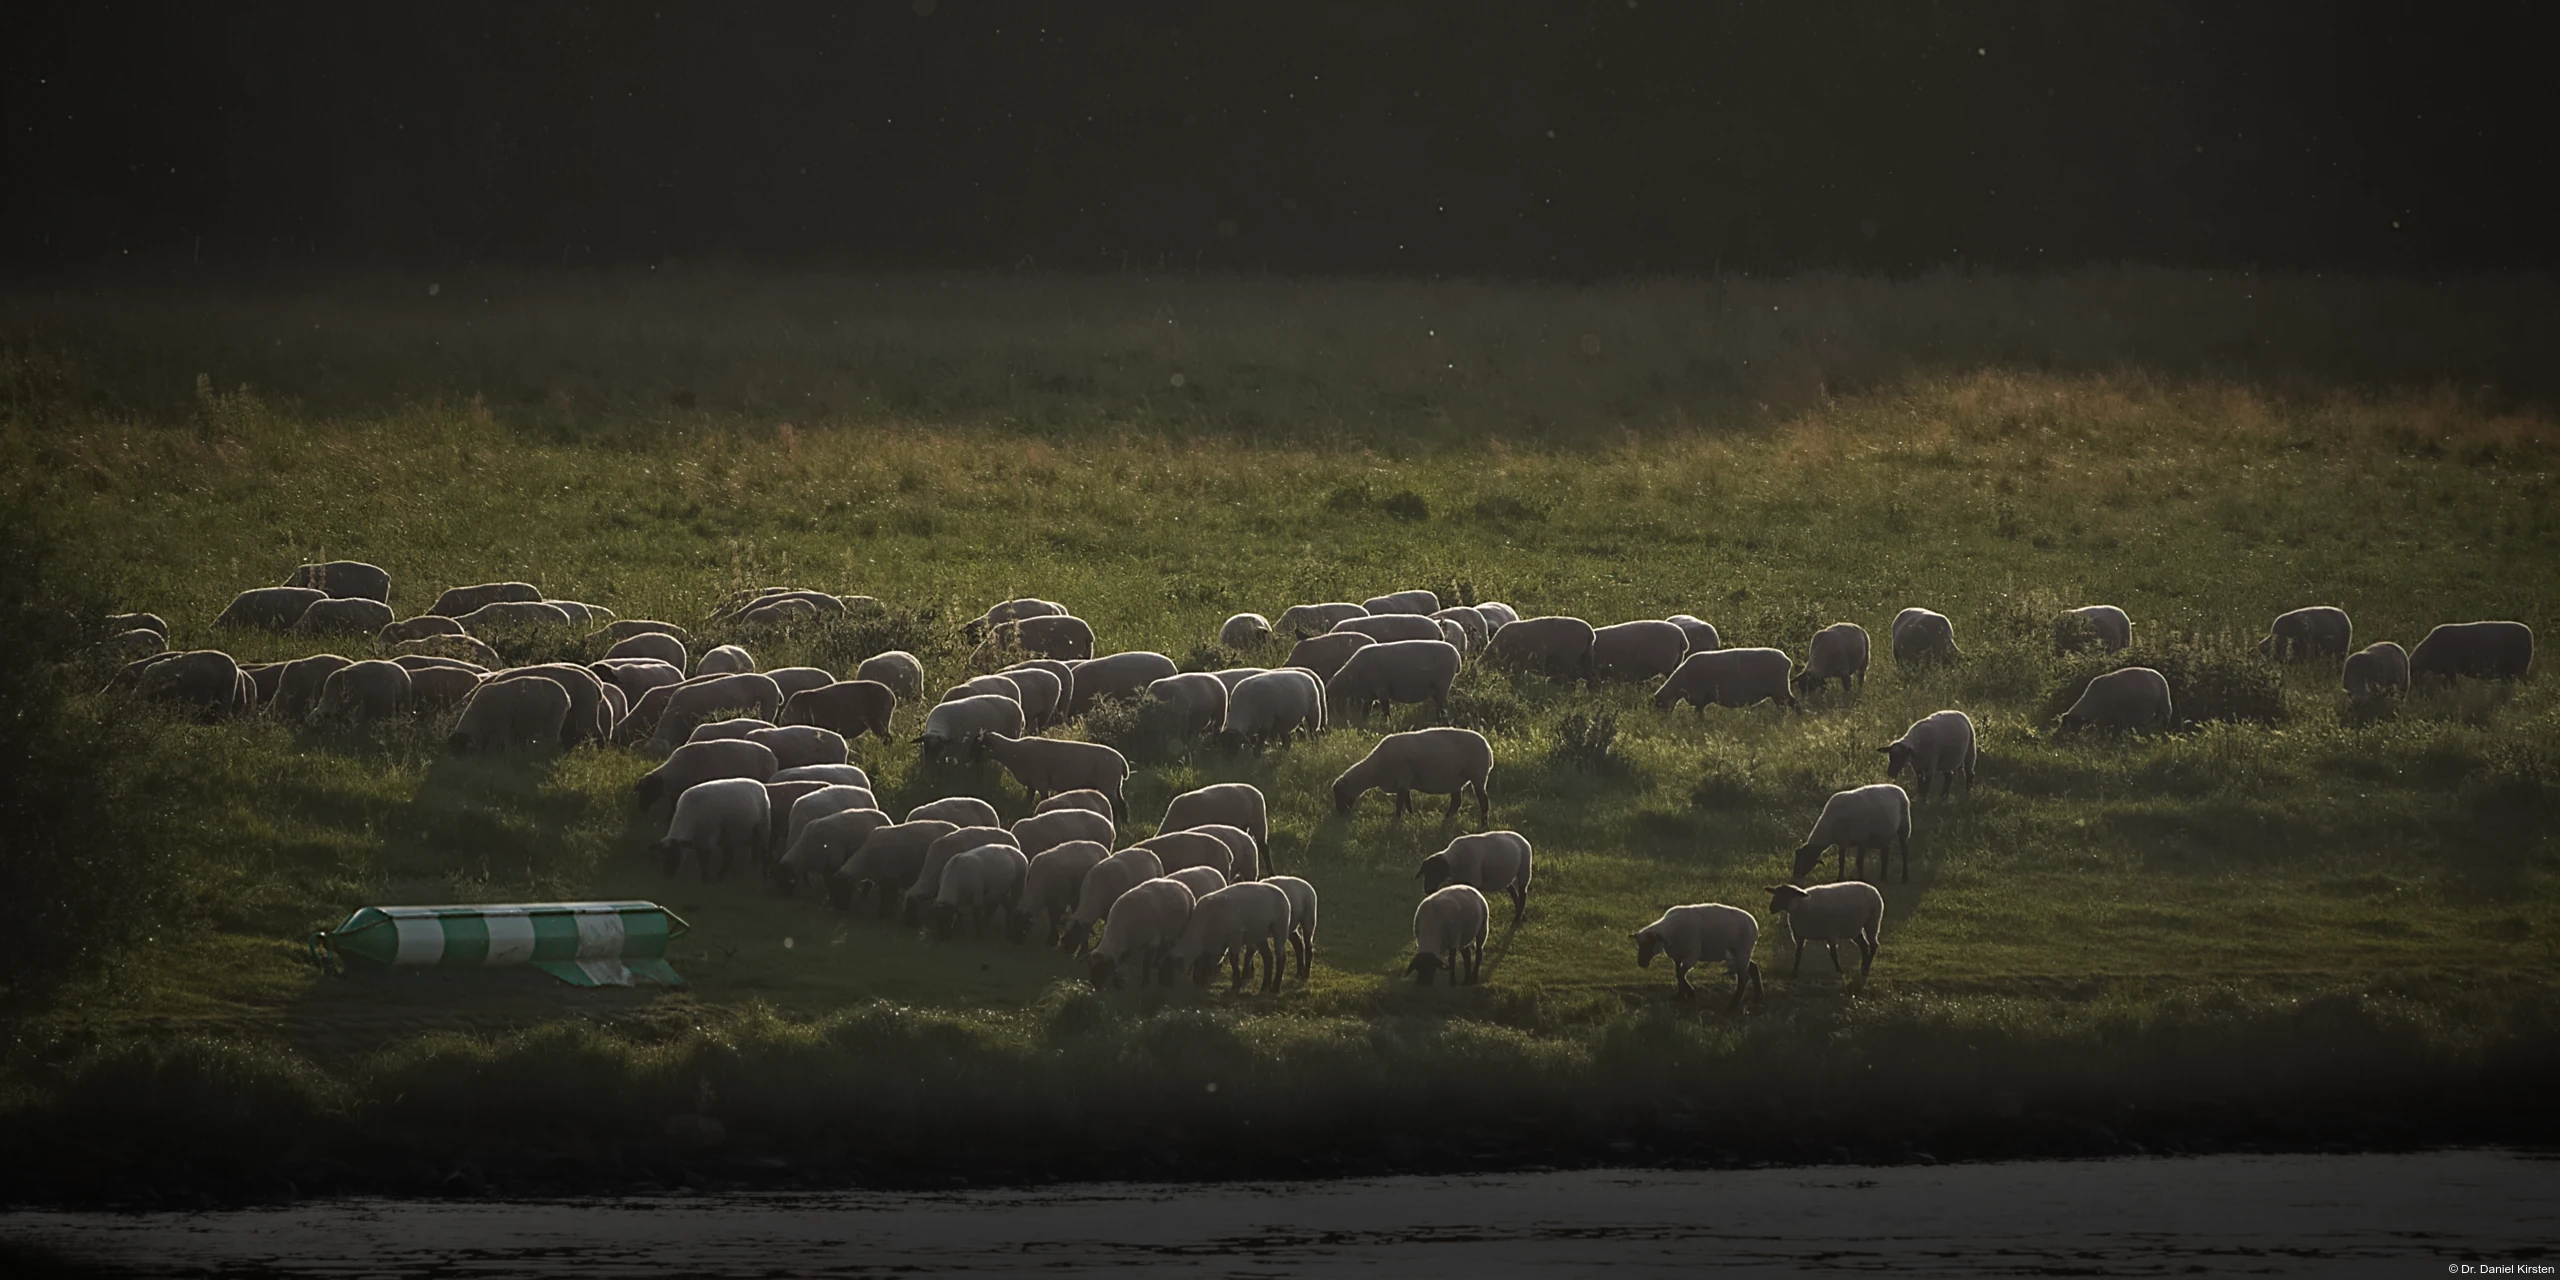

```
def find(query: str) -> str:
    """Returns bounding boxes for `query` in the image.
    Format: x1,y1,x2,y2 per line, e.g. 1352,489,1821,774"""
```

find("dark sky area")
5,0,2555,274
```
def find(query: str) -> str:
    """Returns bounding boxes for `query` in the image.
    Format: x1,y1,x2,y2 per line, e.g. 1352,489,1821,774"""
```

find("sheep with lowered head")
1161,782,1270,869
2057,666,2175,734
646,672,785,751
2342,641,2410,700
1263,875,1320,980
918,694,1026,760
1165,865,1229,900
1793,783,1913,884
216,586,326,630
396,634,502,667
2409,620,2534,685
1483,615,1598,688
1333,614,1444,644
903,826,1020,926
783,679,898,742
271,654,354,722
1065,651,1178,716
1435,618,1471,655
1283,631,1373,681
660,778,769,882
294,597,395,635
1170,881,1294,993
773,807,891,896
995,664,1062,729
449,675,569,752
1012,805,1114,857
457,600,575,631
1406,884,1488,985
1224,668,1326,749
634,738,779,813
2054,604,2132,654
1474,602,1521,630
380,615,466,645
1634,904,1762,1007
855,650,927,700
1765,881,1884,978
907,796,1001,828
1034,789,1114,816
1063,847,1166,955
696,644,757,676
1332,727,1493,821
773,763,870,788
428,582,540,619
1654,648,1798,713
1017,840,1111,946
1134,829,1234,878
311,659,411,725
931,843,1032,940
1219,613,1273,649
2259,606,2352,661
1327,638,1460,721
945,673,1022,705
1797,622,1870,696
1666,614,1720,654
284,560,391,602
826,818,956,915
1278,602,1369,637
1879,709,1977,799
748,723,849,769
1184,824,1262,882
1363,589,1440,617
1591,620,1688,683
764,667,837,703
1431,606,1489,647
687,716,776,743
980,732,1130,820
1891,608,1959,663
1419,830,1532,923
1088,876,1198,988
1146,672,1231,737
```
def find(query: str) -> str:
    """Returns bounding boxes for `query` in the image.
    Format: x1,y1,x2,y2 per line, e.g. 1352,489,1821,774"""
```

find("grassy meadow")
1,268,2555,1193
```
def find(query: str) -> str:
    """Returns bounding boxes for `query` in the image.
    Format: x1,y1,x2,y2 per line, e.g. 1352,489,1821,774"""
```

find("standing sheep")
2259,606,2352,662
395,634,502,668
907,796,1002,828
2057,666,2175,734
943,674,1021,705
826,819,957,915
603,632,686,669
428,582,541,619
1406,884,1489,985
293,597,396,635
1160,783,1270,871
1327,639,1461,721
405,664,482,714
311,659,411,725
1170,881,1295,993
381,615,466,645
1278,602,1369,637
600,619,694,646
931,844,1032,940
1332,728,1494,821
903,827,1021,926
594,657,686,703
1184,824,1262,882
1591,620,1688,683
1033,789,1114,817
1017,840,1111,946
1063,848,1166,954
747,724,850,769
272,654,354,722
980,732,1131,820
1482,616,1598,688
1654,648,1799,713
129,650,254,718
1363,589,1441,617
968,597,1069,639
284,561,392,603
456,600,575,631
917,694,1026,759
1263,875,1321,980
216,587,327,630
996,664,1063,730
1765,882,1885,978
1879,709,1978,799
696,644,757,676
688,717,777,743
2054,604,2133,654
1633,904,1762,1007
1333,614,1445,644
764,667,837,703
449,676,570,752
1165,865,1229,900
1219,613,1273,649
2408,621,2535,685
1797,622,1870,696
856,650,927,700
1134,829,1234,878
660,778,770,882
1418,831,1533,923
645,672,786,751
1011,806,1115,857
634,739,780,812
2342,641,2411,700
1891,608,1960,663
1793,783,1913,884
1283,631,1374,681
783,680,898,742
773,763,870,788
1146,672,1231,736
498,663,616,745
1430,606,1489,647
1474,602,1521,630
1224,669,1326,748
1002,658,1078,719
1666,614,1720,655
990,615,1096,662
774,807,891,894
1087,877,1199,989
1065,651,1178,716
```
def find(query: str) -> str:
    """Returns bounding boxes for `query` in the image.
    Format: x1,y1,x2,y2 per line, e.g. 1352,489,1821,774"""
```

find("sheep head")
1634,930,1663,969
1879,742,1912,778
1789,842,1825,883
1416,852,1453,893
1406,951,1444,984
1766,884,1810,914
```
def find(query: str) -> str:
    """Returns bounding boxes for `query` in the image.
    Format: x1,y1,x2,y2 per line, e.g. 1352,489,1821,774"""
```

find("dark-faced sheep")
1890,608,1959,663
1284,631,1373,681
1635,905,1761,1008
2258,606,2352,662
1797,622,1870,696
2057,666,2174,734
450,675,570,752
2408,621,2534,685
1332,727,1493,822
1793,783,1913,883
285,560,392,603
1654,648,1798,713
1482,616,1598,689
783,679,897,742
1327,639,1460,721
2342,641,2410,700
2054,604,2132,654
1592,620,1688,683
216,586,326,630
1879,709,1977,799
1406,885,1488,985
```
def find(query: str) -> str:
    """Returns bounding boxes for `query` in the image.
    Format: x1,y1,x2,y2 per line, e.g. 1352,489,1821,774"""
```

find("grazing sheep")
1263,875,1320,980
311,659,411,725
597,681,628,728
1018,840,1111,946
394,634,502,667
1406,885,1489,986
728,589,848,620
661,778,769,882
748,724,849,769
1065,651,1178,716
920,694,1028,760
772,763,871,788
1088,877,1198,989
1363,589,1441,617
970,597,1069,638
1798,622,1871,696
1002,658,1077,717
931,843,1032,940
783,680,898,742
1171,881,1294,992
688,717,777,743
996,664,1062,729
1161,783,1272,865
1880,709,1978,799
1431,606,1489,647
543,600,610,626
827,819,957,915
456,600,576,631
239,661,285,707
1284,631,1374,681
2342,641,2411,700
785,784,879,854
634,738,780,812
762,667,836,703
978,733,1131,819
2055,604,2133,654
428,582,541,619
2259,606,2352,661
696,644,757,676
942,673,1022,707
405,663,482,714
1434,618,1472,655
761,781,832,857
1333,614,1445,644
272,654,354,722
855,650,927,700
1138,829,1236,879
1278,602,1369,637
1165,865,1230,900
130,650,252,717
1220,613,1273,649
1224,668,1326,749
1891,608,1959,663
907,796,1002,828
905,827,1021,924
1146,672,1231,736
2058,666,2176,734
774,806,891,894
1012,806,1115,857
2409,621,2535,685
449,675,570,752
1034,789,1114,816
1666,614,1721,654
284,560,391,602
1474,602,1521,630
216,586,326,630
647,673,786,751
1592,620,1689,683
738,596,819,629
290,596,396,636
390,653,486,675
1634,905,1762,1007
982,614,1096,663
1332,727,1494,821
600,619,694,646
496,663,616,745
1183,823,1262,881
1765,882,1884,978
1328,638,1461,721
1063,848,1167,954
1654,648,1799,713
108,612,168,637
380,616,467,645
1483,615,1599,688
1793,784,1914,883
593,657,686,703
100,628,168,661
1419,831,1533,923
1207,667,1270,692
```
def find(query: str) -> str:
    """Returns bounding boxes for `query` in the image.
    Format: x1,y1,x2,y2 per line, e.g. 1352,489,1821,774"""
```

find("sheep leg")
1474,779,1490,824
1790,937,1805,976
1510,885,1526,924
1828,942,1843,973
1395,789,1414,816
1295,931,1311,980
1900,832,1912,882
1445,790,1461,820
1674,961,1696,999
1858,929,1877,977
1835,847,1846,882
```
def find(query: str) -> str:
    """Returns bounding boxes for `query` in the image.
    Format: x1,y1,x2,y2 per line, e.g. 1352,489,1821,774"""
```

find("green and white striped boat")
308,902,690,987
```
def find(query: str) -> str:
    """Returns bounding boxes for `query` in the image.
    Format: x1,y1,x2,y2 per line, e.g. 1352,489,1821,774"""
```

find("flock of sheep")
103,562,2535,1006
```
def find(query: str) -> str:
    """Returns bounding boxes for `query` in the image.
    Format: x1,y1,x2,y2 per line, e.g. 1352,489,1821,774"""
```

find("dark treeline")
4,0,2555,274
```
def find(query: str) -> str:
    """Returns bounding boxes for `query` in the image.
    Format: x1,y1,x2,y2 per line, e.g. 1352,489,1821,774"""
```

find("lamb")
1263,875,1320,980
1654,648,1799,713
696,644,757,676
1483,615,1598,688
774,807,891,893
2057,666,2175,734
1034,789,1114,816
1797,622,1871,695
1591,620,1688,683
1333,614,1445,644
974,733,1128,818
2409,621,2534,685
1363,589,1441,616
497,662,617,745
763,667,837,703
1063,848,1167,954
1879,709,1978,799
1332,727,1494,821
428,582,541,618
855,650,927,700
634,738,779,812
1419,830,1533,923
271,654,354,722
747,724,849,769
1223,668,1326,749
1406,884,1489,985
782,680,898,742
379,616,466,645
1666,614,1721,654
1017,840,1111,946
907,796,1001,828
2055,604,2133,653
292,597,395,635
2258,606,2352,661
983,615,1095,662
1184,824,1262,882
2342,641,2411,700
394,634,502,667
1633,904,1762,1007
1170,881,1294,992
1283,631,1374,681
995,664,1062,729
688,717,777,743
1165,865,1230,900
1474,602,1521,630
449,675,570,752
1277,602,1369,637
1064,651,1177,716
1136,829,1234,878
1765,882,1884,978
1793,783,1914,883
404,663,482,714
1219,613,1273,649
1891,608,1959,663
1160,783,1271,867
1011,806,1115,857
645,673,785,751
943,674,1022,705
1430,606,1489,647
456,600,576,631
599,619,694,647
311,659,411,725
772,763,871,788
931,843,1032,940
216,586,326,630
904,827,1022,925
1087,877,1198,989
129,650,253,717
1146,672,1231,736
661,778,769,882
826,819,956,915
1328,639,1461,721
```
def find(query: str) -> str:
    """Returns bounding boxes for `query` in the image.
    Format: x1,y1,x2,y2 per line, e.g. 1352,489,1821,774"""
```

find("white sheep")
456,600,576,631
1283,631,1373,681
490,662,614,745
1165,865,1229,900
1482,615,1598,688
947,673,1023,704
1891,608,1959,663
786,784,879,854
1474,601,1520,630
995,614,1095,662
774,807,891,895
1223,668,1326,749
903,826,1020,925
1064,651,1178,716
1011,806,1115,857
981,732,1131,819
1262,875,1320,981
688,717,777,743
2057,666,2175,734
449,675,569,752
1063,848,1166,955
634,738,779,812
826,819,956,915
1764,881,1884,978
1208,667,1271,692
1087,877,1197,988
428,582,540,618
1797,622,1870,696
1430,606,1489,647
1135,829,1234,878
919,694,1027,759
856,650,927,700
311,659,411,725
2258,606,2352,661
1633,904,1762,1007
747,724,849,769
764,666,838,703
1146,672,1231,736
931,843,1032,940
1182,823,1261,881
294,596,396,635
1654,648,1798,713
1406,884,1489,985
646,672,786,751
2342,641,2410,700
1333,614,1444,644
995,664,1062,729
1278,602,1369,637
2409,621,2534,684
907,796,1001,828
1363,589,1441,616
2055,604,2132,653
216,586,325,630
1434,618,1472,655
1332,727,1493,821
782,680,898,742
1219,613,1273,649
1879,709,1977,799
1018,840,1111,946
381,615,466,645
696,644,757,676
1327,639,1461,721
1418,831,1532,923
772,763,871,788
1169,881,1294,992
1033,789,1113,816
661,778,769,882
1591,620,1688,683
1666,614,1720,654
284,560,391,602
1793,783,1913,884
